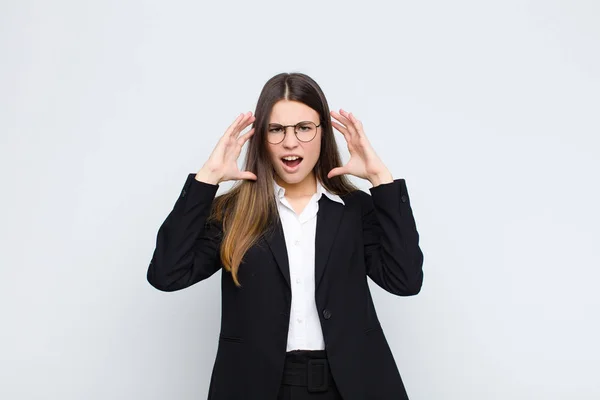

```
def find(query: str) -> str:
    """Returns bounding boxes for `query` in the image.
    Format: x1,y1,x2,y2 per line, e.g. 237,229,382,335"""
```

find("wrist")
195,167,221,185
368,171,394,187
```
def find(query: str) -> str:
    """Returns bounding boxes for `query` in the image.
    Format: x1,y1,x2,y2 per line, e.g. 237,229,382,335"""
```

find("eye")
269,127,283,133
297,122,315,131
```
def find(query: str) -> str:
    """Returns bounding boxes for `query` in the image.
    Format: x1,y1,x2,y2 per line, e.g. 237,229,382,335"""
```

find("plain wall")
1,0,599,398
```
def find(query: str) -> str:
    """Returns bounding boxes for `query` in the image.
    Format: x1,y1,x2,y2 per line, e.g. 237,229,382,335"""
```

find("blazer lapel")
266,217,291,288
314,196,344,290
266,195,345,290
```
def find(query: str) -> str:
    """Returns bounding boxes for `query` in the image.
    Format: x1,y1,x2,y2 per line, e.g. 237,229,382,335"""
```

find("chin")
278,173,305,184
272,157,317,185
275,168,309,184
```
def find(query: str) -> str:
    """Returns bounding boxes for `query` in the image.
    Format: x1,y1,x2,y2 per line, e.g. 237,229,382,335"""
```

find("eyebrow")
268,120,313,125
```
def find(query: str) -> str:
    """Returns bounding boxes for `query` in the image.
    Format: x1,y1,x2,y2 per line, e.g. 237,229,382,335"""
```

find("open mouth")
281,157,303,169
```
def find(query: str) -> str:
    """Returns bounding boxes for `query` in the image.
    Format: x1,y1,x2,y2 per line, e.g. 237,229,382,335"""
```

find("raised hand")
196,112,257,184
328,109,393,186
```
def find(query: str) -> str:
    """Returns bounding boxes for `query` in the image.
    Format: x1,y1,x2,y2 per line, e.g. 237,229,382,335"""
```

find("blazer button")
323,309,332,320
400,194,408,203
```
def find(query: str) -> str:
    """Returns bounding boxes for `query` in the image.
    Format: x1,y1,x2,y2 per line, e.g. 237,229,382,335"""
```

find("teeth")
282,156,300,161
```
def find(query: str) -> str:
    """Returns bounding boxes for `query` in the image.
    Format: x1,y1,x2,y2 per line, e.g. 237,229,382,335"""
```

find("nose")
281,126,300,148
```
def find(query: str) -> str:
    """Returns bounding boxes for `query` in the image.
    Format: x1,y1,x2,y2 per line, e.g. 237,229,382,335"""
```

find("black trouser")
277,350,344,400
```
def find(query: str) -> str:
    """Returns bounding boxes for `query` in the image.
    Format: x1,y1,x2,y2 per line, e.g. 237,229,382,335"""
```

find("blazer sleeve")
147,173,223,292
362,178,424,296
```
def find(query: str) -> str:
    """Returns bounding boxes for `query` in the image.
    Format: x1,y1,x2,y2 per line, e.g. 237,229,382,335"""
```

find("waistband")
285,349,327,362
283,350,330,392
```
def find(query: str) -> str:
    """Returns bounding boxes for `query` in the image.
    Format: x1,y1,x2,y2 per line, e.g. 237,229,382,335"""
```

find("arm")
147,173,223,292
362,178,424,296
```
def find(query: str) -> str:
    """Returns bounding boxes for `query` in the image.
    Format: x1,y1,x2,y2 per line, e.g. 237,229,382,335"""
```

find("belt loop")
307,359,329,392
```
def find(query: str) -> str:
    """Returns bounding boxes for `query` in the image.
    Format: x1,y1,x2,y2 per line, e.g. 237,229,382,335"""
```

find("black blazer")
147,173,424,399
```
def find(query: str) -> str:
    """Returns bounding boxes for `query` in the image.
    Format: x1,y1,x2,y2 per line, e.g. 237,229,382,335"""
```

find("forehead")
269,100,319,124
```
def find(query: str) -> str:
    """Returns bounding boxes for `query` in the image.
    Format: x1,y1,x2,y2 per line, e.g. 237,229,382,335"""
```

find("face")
266,100,322,187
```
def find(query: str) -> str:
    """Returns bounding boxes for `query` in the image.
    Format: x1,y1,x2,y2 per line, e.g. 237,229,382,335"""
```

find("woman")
147,72,424,399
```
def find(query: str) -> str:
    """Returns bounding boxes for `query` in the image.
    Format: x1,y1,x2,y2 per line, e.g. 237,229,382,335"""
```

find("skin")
267,100,322,199
195,102,395,194
266,100,394,199
328,108,394,186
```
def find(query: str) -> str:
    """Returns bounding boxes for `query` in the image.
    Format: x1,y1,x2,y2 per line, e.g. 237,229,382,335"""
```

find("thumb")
327,167,346,179
239,171,258,181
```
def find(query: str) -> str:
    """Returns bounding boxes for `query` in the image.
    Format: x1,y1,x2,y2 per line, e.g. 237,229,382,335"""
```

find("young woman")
147,72,424,400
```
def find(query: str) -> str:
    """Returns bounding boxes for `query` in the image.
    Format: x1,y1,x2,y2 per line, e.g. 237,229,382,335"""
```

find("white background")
1,1,599,399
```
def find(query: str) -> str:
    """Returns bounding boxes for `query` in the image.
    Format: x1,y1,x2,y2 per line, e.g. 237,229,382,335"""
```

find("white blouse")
272,178,345,351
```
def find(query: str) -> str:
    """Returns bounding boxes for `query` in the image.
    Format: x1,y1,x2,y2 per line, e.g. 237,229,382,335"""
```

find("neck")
275,172,317,198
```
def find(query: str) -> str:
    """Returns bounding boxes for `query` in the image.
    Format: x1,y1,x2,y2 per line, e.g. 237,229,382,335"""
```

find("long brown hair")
208,72,358,287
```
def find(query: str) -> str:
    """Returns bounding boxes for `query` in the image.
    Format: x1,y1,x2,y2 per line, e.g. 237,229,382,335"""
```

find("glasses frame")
266,121,321,144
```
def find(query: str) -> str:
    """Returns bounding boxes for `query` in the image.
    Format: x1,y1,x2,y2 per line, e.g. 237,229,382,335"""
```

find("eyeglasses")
267,121,321,144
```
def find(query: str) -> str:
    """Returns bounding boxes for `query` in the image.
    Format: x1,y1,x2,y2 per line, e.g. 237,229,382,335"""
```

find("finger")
331,110,357,138
230,112,253,138
347,112,365,137
231,112,252,137
331,121,350,138
330,110,350,127
237,127,255,145
245,115,256,129
225,113,246,137
236,114,256,136
338,109,360,137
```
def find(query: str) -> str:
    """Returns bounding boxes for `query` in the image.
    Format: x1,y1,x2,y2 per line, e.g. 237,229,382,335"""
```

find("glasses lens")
295,122,317,142
267,125,284,144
